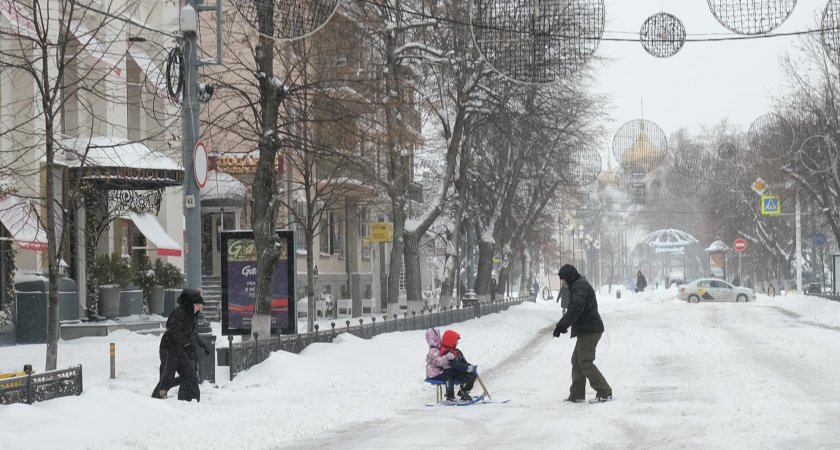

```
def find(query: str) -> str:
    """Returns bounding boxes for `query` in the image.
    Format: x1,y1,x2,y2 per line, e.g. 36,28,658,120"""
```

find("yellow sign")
752,177,766,195
370,222,393,242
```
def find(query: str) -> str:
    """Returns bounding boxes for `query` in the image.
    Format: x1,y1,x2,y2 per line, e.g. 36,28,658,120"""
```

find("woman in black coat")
152,288,205,401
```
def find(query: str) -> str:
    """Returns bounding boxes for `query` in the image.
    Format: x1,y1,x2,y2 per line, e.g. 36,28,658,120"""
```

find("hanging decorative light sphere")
471,0,605,84
640,12,686,58
748,113,794,160
232,0,340,41
799,135,838,173
821,0,840,68
707,0,797,35
612,119,668,175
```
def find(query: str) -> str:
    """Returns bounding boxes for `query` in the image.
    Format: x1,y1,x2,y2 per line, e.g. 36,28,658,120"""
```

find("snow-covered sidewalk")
1,287,840,449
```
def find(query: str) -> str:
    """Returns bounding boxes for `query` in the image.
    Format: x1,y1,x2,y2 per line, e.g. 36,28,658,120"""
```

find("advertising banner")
221,230,295,335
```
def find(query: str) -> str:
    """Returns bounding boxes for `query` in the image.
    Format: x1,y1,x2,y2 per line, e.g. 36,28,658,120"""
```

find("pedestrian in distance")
636,270,647,293
553,264,613,404
490,278,497,302
152,288,205,402
557,284,570,315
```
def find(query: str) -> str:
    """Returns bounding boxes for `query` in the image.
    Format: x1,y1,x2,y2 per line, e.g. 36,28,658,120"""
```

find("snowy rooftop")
57,136,181,171
705,240,731,252
200,171,247,202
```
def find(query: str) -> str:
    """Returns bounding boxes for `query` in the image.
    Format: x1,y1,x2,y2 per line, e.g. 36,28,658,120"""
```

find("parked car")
677,278,756,303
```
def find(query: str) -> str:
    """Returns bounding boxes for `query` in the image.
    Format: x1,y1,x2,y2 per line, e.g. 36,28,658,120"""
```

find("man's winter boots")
589,394,613,404
457,389,473,401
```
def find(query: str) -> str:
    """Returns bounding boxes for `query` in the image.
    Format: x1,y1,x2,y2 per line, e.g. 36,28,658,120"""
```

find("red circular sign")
734,239,747,252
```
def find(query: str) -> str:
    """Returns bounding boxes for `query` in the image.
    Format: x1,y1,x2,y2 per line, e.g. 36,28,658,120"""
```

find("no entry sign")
734,239,747,252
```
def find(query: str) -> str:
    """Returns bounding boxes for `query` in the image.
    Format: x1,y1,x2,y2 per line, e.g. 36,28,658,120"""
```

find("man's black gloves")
204,348,211,355
552,324,568,337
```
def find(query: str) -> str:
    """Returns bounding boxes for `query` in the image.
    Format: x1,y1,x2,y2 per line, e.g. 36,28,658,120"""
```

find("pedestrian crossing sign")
761,195,780,215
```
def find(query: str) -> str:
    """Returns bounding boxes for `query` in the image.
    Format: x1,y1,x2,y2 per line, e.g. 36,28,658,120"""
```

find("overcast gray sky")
595,0,828,152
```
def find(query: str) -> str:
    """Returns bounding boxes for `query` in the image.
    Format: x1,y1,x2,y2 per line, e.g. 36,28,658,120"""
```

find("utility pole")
179,0,222,289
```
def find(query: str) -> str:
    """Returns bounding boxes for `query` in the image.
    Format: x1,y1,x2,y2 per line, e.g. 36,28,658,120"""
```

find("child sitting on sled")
425,328,477,401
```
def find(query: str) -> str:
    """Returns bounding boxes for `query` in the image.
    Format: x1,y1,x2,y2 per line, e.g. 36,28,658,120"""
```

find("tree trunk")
403,231,421,305
250,0,284,339
305,228,316,332
474,240,494,302
438,218,460,308
43,33,58,370
45,111,59,371
387,205,406,311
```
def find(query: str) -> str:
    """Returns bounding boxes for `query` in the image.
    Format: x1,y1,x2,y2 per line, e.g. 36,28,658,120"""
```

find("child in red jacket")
439,329,477,401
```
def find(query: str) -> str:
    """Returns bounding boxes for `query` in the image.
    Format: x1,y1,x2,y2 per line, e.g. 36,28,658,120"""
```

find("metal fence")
227,294,534,379
0,365,83,405
814,294,840,302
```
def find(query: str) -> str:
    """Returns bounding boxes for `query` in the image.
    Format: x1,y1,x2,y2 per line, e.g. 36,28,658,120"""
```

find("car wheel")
737,294,747,303
688,294,700,304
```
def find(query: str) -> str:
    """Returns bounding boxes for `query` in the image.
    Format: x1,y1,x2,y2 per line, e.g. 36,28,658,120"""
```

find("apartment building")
0,0,184,320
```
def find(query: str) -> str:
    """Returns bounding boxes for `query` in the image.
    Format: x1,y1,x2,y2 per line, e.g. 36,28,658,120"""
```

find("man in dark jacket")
553,264,612,403
152,288,205,402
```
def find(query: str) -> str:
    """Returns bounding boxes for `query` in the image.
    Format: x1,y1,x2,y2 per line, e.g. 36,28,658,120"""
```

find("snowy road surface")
2,288,840,449
286,296,840,449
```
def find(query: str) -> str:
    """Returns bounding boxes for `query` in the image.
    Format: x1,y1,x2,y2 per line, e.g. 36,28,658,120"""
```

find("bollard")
109,343,115,379
228,335,234,381
616,290,621,299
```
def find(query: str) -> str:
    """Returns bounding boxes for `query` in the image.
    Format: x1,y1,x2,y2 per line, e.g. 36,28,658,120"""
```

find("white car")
677,278,756,303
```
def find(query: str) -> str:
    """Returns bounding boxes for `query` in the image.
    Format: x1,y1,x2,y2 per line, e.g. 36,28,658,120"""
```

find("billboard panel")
221,230,295,335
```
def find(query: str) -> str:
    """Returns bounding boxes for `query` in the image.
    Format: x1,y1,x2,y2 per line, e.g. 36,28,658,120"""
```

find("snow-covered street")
3,288,840,449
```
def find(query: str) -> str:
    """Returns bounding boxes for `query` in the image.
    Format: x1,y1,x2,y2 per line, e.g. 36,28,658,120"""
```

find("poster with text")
221,230,295,335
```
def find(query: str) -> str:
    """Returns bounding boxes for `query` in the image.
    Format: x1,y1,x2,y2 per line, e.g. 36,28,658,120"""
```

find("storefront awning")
0,195,48,252
59,136,184,189
200,170,246,208
126,212,181,257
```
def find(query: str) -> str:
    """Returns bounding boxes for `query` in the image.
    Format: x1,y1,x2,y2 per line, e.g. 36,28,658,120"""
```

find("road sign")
733,239,747,252
752,177,766,195
815,232,827,247
194,141,208,188
369,223,393,242
761,195,780,215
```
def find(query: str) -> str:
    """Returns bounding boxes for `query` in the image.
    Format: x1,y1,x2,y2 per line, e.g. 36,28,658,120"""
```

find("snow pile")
758,293,840,329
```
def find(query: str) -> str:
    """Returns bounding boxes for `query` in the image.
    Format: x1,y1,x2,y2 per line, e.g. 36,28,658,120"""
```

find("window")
319,207,330,254
697,280,711,288
294,201,305,251
711,280,731,289
332,209,345,256
359,206,370,259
